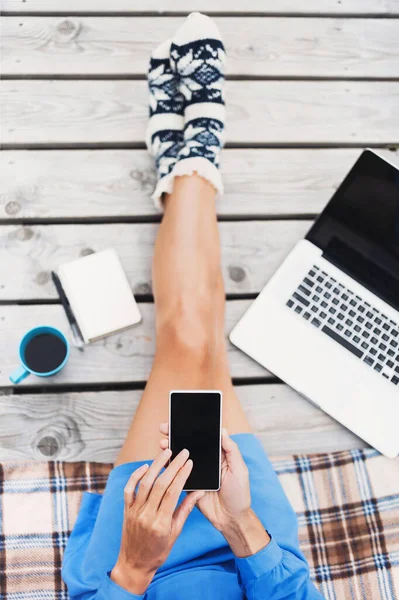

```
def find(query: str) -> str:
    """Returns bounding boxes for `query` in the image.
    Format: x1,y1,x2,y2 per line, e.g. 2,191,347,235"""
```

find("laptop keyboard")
286,265,399,387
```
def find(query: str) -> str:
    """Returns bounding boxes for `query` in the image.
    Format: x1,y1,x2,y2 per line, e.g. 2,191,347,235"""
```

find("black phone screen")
170,391,222,491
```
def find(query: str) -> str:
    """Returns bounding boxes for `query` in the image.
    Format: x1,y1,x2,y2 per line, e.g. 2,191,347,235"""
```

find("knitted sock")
145,39,185,202
149,13,226,209
170,12,226,196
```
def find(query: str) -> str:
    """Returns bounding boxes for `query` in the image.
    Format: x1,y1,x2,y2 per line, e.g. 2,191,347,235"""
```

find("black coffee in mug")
24,333,67,373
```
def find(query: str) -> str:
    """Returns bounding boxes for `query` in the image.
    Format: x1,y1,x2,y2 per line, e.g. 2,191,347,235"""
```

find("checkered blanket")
1,449,398,599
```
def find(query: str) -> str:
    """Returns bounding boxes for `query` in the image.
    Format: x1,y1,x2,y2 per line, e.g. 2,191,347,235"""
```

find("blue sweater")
62,434,324,600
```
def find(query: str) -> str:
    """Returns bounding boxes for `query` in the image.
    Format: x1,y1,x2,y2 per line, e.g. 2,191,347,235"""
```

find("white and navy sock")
170,12,226,195
145,40,185,201
147,15,226,209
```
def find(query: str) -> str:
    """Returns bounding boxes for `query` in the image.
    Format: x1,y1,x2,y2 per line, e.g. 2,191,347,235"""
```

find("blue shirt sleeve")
235,538,324,599
91,573,145,600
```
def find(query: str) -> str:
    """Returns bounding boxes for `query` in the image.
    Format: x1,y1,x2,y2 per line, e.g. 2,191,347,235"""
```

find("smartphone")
169,390,222,491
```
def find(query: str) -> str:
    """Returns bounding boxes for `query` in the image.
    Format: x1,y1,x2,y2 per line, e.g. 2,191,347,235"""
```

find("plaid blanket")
0,449,398,599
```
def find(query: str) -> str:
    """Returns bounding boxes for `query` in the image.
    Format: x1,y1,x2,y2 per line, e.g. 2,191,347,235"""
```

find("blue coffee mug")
10,326,70,384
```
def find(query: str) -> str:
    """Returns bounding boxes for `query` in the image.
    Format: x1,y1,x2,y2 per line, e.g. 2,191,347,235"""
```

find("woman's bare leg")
115,174,250,465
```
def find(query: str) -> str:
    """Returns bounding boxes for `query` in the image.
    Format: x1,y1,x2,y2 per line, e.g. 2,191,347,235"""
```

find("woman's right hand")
159,424,270,558
111,448,204,595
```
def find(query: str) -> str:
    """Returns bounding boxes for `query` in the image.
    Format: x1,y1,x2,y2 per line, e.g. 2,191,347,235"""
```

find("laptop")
230,150,399,458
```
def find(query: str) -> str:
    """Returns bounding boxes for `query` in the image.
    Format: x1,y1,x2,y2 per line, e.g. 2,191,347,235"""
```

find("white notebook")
58,249,142,343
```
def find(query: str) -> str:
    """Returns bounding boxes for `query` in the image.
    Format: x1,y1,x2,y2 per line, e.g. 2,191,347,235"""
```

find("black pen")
51,271,85,349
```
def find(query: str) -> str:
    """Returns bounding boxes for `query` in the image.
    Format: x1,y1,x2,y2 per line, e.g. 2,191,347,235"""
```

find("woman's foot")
146,13,226,209
148,13,226,208
170,12,226,194
146,40,185,190
171,12,225,108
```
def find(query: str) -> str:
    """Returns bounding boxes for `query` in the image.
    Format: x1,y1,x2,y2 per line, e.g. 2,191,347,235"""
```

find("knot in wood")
80,247,95,257
130,169,156,190
15,226,33,241
37,435,59,457
34,417,83,460
228,266,246,283
36,271,50,285
5,201,21,215
57,18,78,35
56,18,81,42
104,334,138,357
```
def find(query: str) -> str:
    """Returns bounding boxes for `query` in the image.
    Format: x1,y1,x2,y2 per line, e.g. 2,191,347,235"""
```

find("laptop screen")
307,150,399,311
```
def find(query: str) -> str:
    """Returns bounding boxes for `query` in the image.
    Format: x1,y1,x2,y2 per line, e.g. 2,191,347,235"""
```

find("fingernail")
180,448,190,458
222,428,228,436
164,448,172,456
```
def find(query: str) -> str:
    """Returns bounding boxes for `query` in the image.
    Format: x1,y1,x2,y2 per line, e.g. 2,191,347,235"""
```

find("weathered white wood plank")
3,17,399,78
0,221,310,300
0,385,366,462
1,301,266,387
3,0,398,15
2,81,398,145
1,149,373,219
2,149,398,220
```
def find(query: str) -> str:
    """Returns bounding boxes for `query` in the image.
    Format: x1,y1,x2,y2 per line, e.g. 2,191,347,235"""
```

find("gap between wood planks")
2,11,399,18
2,143,399,151
0,293,261,306
3,75,399,82
2,376,281,396
0,214,316,226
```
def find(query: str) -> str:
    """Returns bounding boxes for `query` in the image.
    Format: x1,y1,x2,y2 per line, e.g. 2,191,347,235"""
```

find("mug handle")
9,365,30,385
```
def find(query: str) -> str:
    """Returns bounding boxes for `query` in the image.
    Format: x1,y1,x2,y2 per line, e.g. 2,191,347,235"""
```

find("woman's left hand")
159,423,270,557
159,424,251,531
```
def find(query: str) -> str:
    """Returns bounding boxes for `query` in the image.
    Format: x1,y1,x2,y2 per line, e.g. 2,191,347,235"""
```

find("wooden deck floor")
1,0,398,462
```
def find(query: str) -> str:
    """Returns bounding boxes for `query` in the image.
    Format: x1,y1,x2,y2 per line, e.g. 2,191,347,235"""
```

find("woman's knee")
156,295,217,365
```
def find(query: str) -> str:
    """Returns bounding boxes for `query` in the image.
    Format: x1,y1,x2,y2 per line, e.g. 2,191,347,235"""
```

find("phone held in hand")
169,390,222,491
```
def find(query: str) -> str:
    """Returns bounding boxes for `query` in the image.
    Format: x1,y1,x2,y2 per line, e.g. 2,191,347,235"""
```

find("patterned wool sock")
170,12,226,197
149,13,226,209
145,39,185,204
